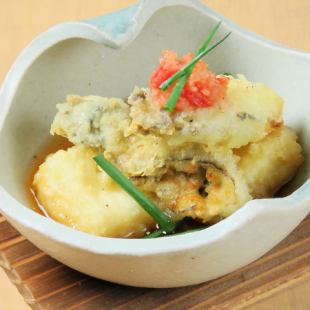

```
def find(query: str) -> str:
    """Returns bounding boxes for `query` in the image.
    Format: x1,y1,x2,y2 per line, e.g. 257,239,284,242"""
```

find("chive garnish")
164,75,188,112
164,22,222,112
161,22,231,112
143,230,164,239
93,155,176,233
160,31,232,91
143,227,205,239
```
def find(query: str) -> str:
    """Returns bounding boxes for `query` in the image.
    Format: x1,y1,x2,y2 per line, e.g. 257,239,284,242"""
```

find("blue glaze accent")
85,4,139,39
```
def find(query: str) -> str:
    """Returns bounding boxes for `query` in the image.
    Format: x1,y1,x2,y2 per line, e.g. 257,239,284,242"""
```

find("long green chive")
160,31,232,92
143,230,164,239
163,21,230,112
93,155,176,233
164,75,188,112
164,21,222,112
143,227,205,239
197,21,222,54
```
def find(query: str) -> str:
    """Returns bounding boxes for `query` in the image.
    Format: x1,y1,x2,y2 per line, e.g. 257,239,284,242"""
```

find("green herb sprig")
93,155,176,233
143,230,165,239
144,227,205,239
164,21,221,112
161,22,231,112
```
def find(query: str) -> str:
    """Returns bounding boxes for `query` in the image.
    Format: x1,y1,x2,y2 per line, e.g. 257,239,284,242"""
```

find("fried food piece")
117,134,169,177
168,76,283,150
162,165,239,222
33,145,154,237
51,95,130,153
132,158,251,223
235,126,303,197
128,87,174,135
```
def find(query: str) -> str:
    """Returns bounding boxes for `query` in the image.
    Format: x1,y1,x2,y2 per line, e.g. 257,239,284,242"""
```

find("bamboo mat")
0,214,309,310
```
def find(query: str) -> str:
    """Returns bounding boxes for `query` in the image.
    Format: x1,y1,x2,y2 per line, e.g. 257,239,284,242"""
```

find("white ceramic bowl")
0,0,309,288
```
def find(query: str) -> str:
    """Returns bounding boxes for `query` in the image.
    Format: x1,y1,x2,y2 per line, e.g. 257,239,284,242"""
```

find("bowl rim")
0,0,309,256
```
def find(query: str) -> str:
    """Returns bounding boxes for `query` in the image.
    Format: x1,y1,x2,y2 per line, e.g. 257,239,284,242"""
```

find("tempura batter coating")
236,126,303,198
33,145,154,237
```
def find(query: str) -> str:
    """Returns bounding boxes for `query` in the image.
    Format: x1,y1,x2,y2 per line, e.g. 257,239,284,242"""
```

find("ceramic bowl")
0,0,309,288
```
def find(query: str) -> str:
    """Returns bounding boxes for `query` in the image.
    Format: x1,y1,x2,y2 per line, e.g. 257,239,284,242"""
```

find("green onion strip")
143,227,205,239
93,155,176,233
163,22,231,112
